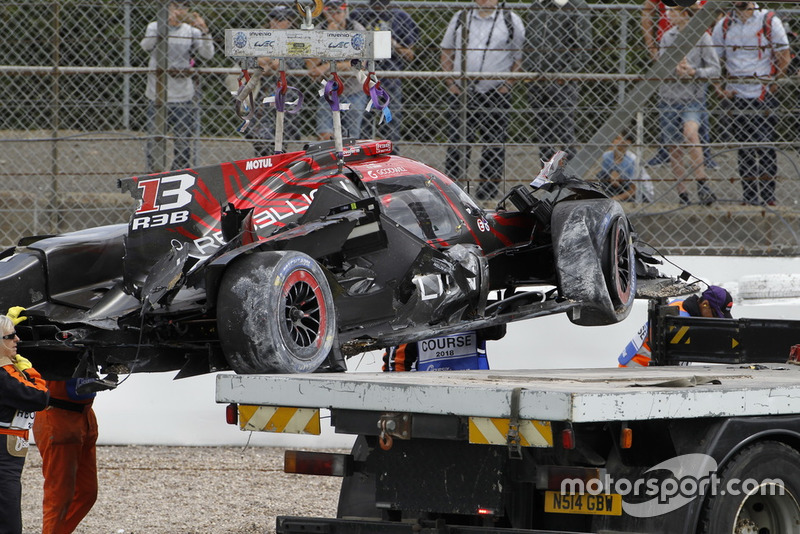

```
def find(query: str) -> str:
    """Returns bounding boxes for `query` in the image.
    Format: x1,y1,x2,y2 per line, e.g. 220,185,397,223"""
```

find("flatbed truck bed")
217,365,800,423
217,363,800,533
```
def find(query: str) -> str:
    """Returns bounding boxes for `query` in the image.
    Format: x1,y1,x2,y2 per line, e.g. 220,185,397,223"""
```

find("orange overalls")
620,299,690,367
33,379,98,534
0,363,49,534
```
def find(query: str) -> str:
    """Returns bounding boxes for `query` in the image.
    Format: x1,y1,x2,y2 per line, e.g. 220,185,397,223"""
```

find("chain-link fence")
1,0,799,254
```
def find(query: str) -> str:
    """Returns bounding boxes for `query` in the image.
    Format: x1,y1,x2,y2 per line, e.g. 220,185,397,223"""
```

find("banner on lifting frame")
225,28,392,60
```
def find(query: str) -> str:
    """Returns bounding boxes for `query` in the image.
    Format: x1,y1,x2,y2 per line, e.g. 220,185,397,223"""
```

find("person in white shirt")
658,5,720,206
440,0,525,201
711,1,790,206
141,1,215,172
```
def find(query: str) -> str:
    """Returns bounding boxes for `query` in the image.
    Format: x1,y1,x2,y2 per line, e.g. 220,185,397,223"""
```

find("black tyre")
551,199,636,326
217,250,336,374
698,441,800,533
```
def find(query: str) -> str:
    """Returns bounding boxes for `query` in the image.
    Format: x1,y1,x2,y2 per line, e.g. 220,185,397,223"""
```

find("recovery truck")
215,301,800,534
214,7,800,532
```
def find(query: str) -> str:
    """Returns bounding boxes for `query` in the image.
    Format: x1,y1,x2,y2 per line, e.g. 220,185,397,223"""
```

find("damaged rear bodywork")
0,140,693,379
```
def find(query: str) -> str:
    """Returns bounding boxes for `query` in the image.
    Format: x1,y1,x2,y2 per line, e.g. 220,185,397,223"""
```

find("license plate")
544,491,622,516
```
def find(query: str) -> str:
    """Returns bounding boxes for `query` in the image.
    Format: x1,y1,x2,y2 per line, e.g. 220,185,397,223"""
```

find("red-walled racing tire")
603,216,634,308
217,250,336,374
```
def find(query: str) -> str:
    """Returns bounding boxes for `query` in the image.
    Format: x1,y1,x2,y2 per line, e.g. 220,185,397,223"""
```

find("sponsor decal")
477,218,489,232
245,158,273,171
233,32,247,49
288,42,311,55
191,193,316,258
253,40,276,48
366,166,408,179
328,41,349,49
193,232,226,256
351,33,365,51
376,141,392,153
253,192,316,230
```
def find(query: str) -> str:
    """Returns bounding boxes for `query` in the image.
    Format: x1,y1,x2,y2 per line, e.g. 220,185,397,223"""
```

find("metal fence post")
49,0,62,234
153,1,169,172
458,8,469,192
617,8,628,107
123,0,132,130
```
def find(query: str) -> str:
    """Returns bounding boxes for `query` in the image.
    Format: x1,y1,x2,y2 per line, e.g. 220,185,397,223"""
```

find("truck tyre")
551,199,636,326
698,441,800,533
217,250,336,374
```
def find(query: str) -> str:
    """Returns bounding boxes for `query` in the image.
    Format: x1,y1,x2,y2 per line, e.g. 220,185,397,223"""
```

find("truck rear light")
561,428,575,450
284,450,352,477
620,427,633,449
225,403,238,425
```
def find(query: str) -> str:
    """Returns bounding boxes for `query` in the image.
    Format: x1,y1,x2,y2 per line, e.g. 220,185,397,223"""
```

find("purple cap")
701,285,733,318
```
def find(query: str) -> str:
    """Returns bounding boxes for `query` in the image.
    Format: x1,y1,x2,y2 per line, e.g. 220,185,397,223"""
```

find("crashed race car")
0,139,687,379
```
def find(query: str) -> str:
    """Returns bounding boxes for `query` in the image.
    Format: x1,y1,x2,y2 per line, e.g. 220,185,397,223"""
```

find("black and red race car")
0,139,684,379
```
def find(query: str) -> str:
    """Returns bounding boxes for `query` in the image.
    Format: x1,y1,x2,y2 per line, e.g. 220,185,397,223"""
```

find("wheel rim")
282,269,327,351
607,219,632,306
733,483,800,534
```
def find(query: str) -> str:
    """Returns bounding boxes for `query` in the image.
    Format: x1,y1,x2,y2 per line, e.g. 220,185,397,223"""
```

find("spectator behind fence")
712,2,791,206
597,129,654,203
526,0,592,162
658,5,720,206
351,0,419,144
141,1,214,172
307,0,367,141
247,5,305,156
440,0,525,201
641,0,717,171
